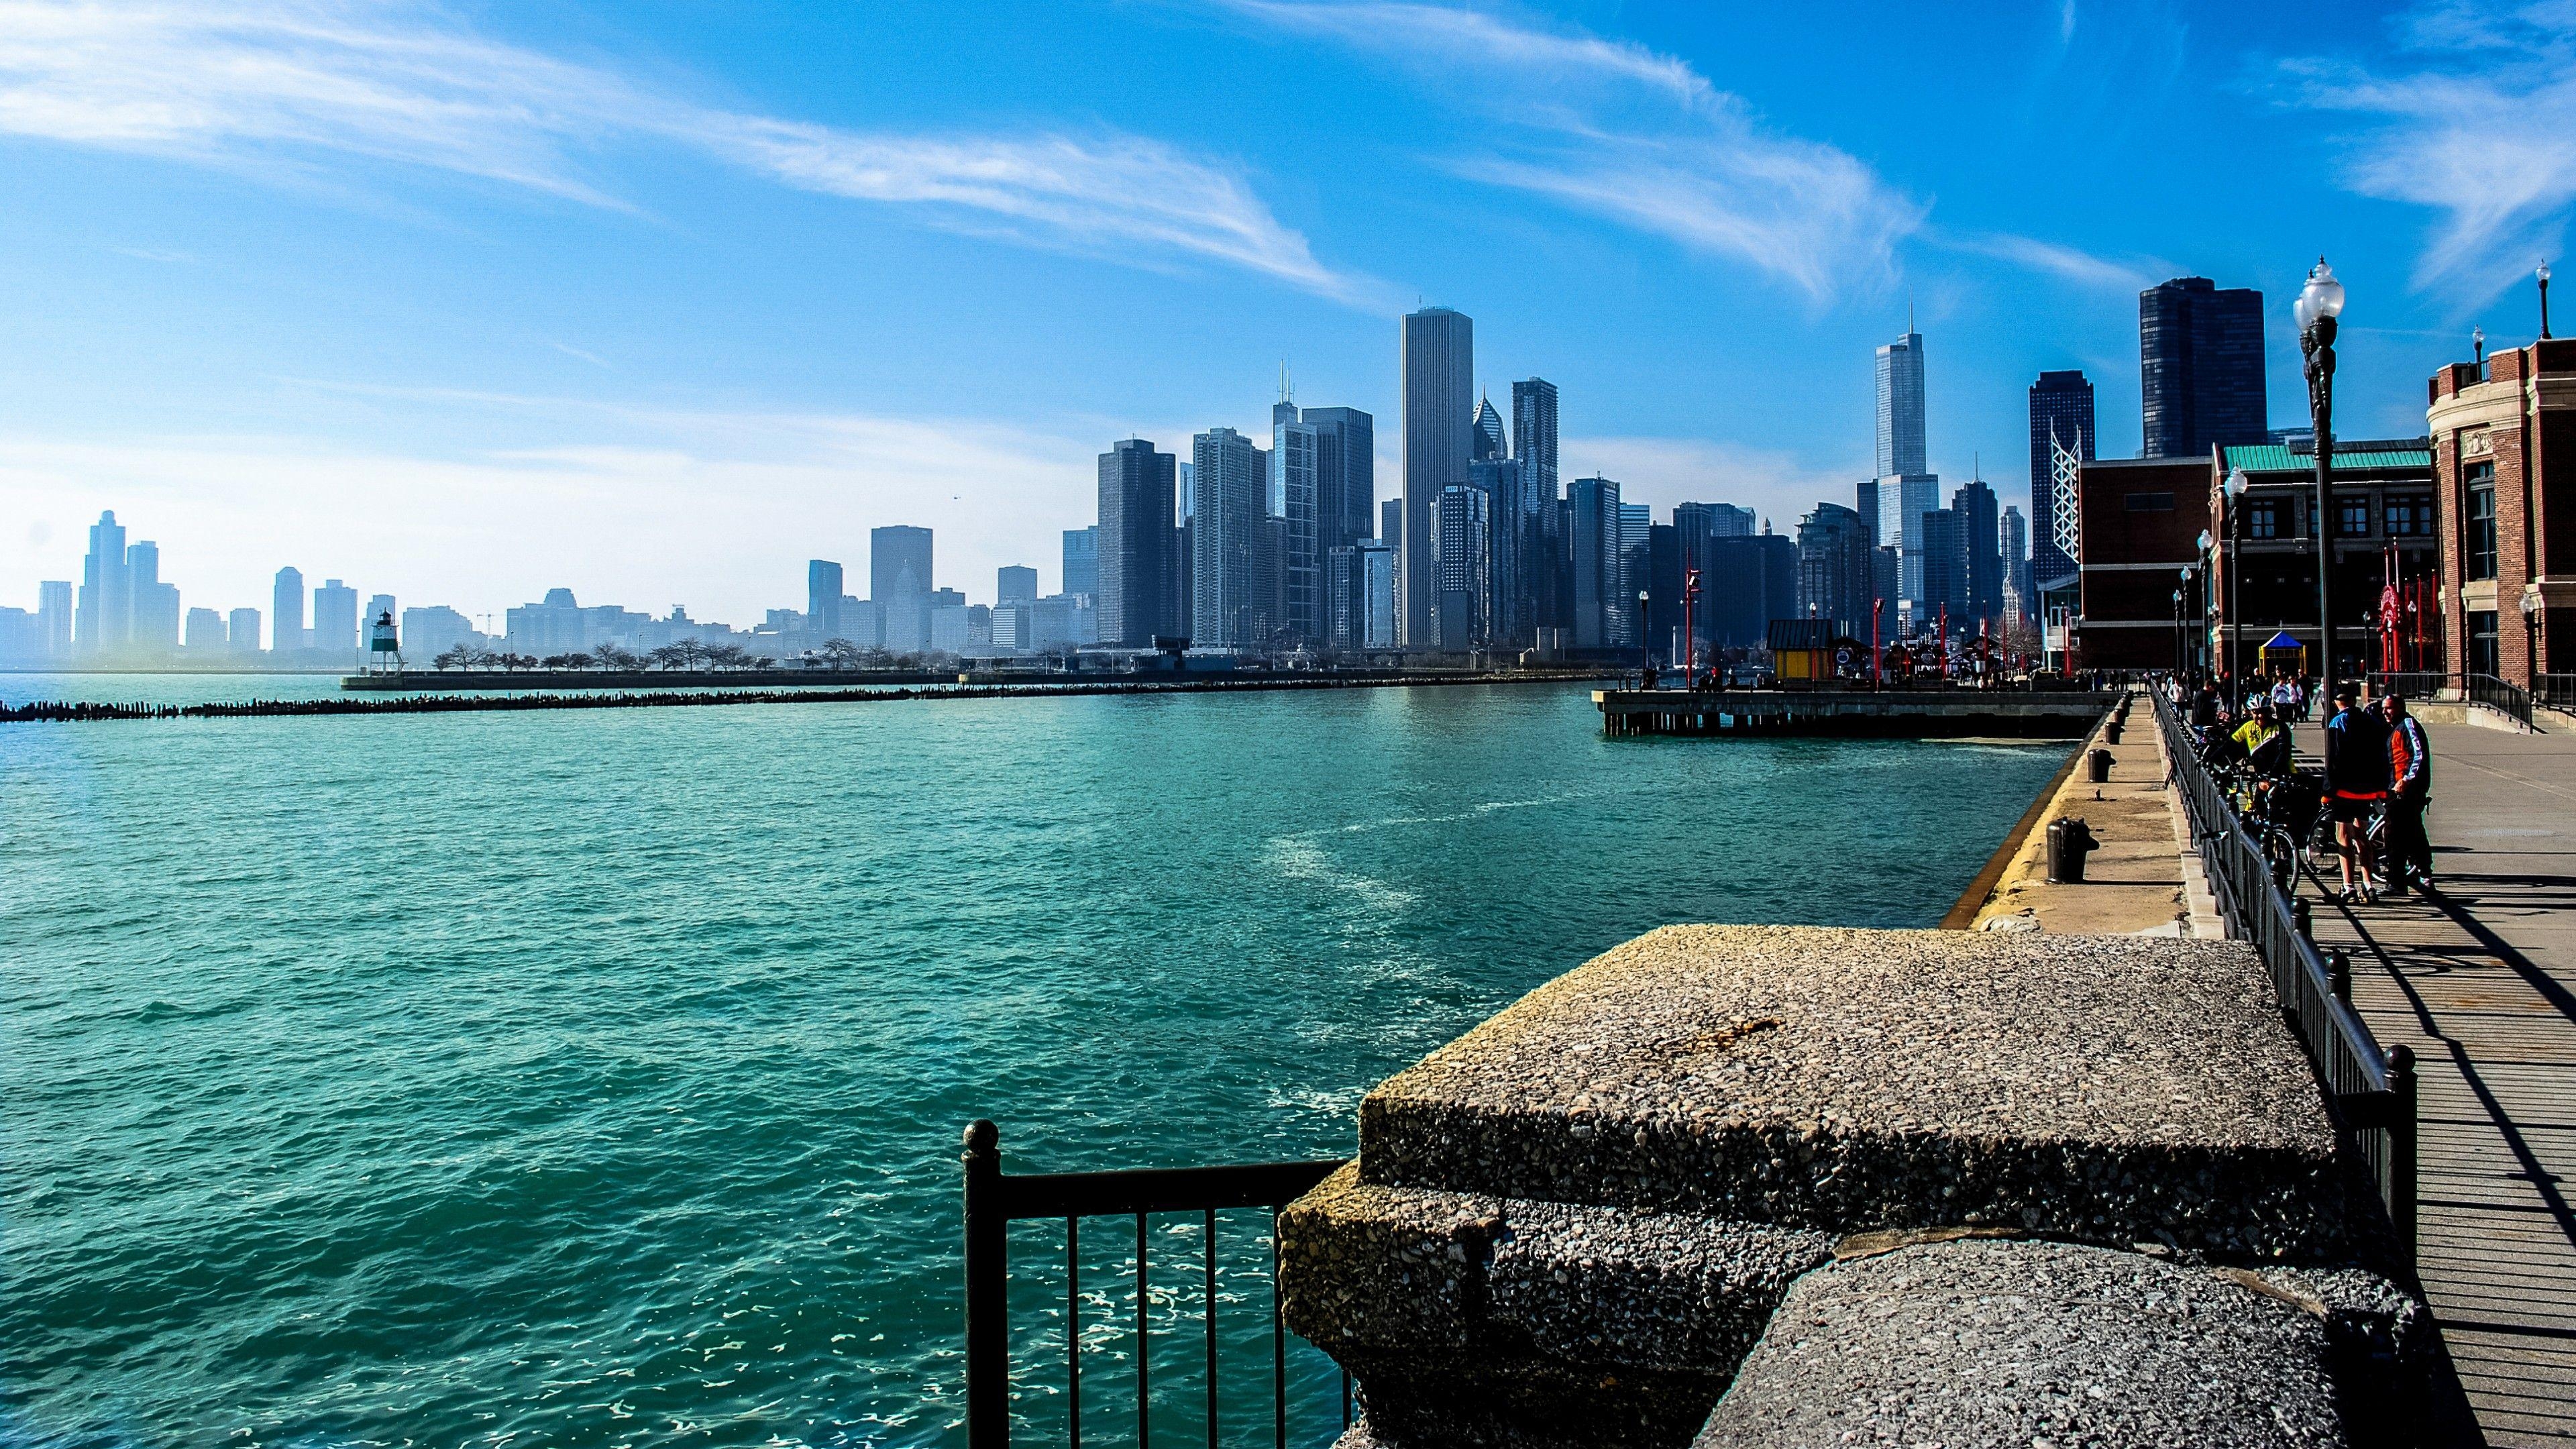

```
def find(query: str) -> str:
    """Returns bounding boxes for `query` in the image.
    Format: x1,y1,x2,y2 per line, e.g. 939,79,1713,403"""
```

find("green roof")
2222,444,2432,474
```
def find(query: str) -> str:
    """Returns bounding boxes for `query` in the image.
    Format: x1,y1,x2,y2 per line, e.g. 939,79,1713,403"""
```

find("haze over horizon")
2,0,2568,624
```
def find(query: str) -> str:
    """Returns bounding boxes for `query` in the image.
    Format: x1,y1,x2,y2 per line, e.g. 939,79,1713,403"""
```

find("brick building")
2072,458,2210,669
2205,440,2436,682
2425,339,2575,686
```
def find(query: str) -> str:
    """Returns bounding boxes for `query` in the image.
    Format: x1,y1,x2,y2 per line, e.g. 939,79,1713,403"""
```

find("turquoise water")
2,682,2063,1448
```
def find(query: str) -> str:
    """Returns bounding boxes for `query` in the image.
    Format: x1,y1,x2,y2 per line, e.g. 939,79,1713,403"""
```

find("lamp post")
2296,259,2347,684
2524,590,2542,685
2173,588,2186,677
2543,261,2555,339
2182,562,2201,677
2223,467,2247,688
1637,588,1651,683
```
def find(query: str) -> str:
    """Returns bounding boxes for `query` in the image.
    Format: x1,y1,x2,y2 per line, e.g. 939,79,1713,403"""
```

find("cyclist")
2383,690,2434,894
2322,682,2392,903
2233,701,2291,778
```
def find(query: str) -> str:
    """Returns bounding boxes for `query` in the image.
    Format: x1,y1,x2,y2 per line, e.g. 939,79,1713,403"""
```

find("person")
2191,681,2220,733
2269,672,2298,721
2383,691,2434,894
2322,682,2392,902
2233,702,2291,777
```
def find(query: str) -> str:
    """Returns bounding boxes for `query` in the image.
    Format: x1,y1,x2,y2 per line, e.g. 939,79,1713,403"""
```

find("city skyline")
3,3,2566,627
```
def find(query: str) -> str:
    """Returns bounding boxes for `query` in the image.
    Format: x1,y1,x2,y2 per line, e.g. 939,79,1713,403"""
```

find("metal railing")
2467,672,2537,731
962,1121,1350,1449
2542,674,2576,714
2150,692,2418,1261
2364,671,2447,704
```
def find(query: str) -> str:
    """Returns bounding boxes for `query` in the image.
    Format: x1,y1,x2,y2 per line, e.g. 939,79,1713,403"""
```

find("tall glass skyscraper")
1194,427,1264,649
78,511,127,654
1876,328,1927,478
2026,370,2094,592
1511,378,1558,502
2139,278,2267,460
1096,439,1177,647
1062,527,1099,599
1401,307,1473,647
1301,406,1375,567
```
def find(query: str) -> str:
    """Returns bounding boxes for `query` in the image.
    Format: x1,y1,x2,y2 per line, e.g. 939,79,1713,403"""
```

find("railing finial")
964,1118,999,1161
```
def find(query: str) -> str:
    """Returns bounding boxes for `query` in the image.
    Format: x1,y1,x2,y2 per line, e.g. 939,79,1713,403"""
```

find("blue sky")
2,0,2570,626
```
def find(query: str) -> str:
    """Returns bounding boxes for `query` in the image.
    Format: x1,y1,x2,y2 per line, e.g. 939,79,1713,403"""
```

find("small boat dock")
1595,687,2114,738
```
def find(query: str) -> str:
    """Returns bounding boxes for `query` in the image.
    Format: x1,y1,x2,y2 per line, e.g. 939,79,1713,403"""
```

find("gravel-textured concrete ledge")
1695,1239,2347,1448
1358,924,2376,1263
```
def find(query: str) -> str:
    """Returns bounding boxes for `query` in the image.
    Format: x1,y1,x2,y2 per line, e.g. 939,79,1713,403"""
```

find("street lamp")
2473,325,2486,367
1637,588,1652,683
2523,590,2542,684
2542,261,2555,339
2182,561,2201,676
2223,467,2247,688
2173,588,2186,677
2296,258,2347,685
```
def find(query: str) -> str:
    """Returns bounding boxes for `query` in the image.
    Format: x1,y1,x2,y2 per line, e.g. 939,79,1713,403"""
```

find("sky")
3,0,2572,628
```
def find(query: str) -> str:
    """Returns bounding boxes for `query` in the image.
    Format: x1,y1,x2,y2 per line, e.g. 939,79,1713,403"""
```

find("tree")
819,637,861,667
647,644,686,671
707,643,751,669
593,643,641,671
433,644,472,672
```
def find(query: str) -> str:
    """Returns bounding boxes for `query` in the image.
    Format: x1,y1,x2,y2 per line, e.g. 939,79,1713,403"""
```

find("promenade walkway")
2301,721,2576,1446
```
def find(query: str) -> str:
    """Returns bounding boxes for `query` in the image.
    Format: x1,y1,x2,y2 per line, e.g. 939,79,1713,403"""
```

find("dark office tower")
1796,501,1873,629
1646,524,1682,661
808,559,844,638
1273,394,1320,643
1097,439,1178,647
1381,498,1403,549
997,566,1038,608
1470,456,1523,644
2026,370,2094,591
1920,508,1969,629
1471,396,1506,462
1432,482,1492,650
1705,531,1799,649
2140,278,2268,460
1856,478,1881,547
1063,527,1099,598
1303,406,1375,562
1511,378,1558,506
1568,476,1621,648
1401,307,1474,647
1951,479,2001,624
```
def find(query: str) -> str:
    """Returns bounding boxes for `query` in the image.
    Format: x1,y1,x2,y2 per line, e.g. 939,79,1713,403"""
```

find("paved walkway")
2298,722,2576,1446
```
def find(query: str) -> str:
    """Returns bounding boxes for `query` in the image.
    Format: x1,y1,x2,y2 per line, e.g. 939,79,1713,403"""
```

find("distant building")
402,605,477,659
39,580,72,657
184,606,224,649
1616,502,1651,646
1193,427,1265,649
0,607,40,661
1433,483,1493,651
1471,395,1507,461
1511,378,1558,503
997,565,1038,608
228,607,262,654
78,512,129,654
1062,527,1099,599
1796,501,1873,632
1920,508,1968,629
1274,393,1321,643
1097,438,1179,647
2000,504,2030,602
808,560,844,639
312,579,358,657
1470,456,1524,645
271,566,306,653
125,540,180,651
1876,325,1927,478
1303,405,1375,568
1327,540,1398,650
1381,498,1402,550
1874,474,1941,627
1568,477,1622,649
1705,531,1798,650
2141,278,2268,460
2027,370,2094,592
1951,479,2001,625
2427,340,2574,686
1401,306,1474,645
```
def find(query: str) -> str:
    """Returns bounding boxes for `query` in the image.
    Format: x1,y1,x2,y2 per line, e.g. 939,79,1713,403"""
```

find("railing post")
2390,1044,2419,1269
965,1120,1010,1449
2329,949,2352,1007
2292,896,2313,942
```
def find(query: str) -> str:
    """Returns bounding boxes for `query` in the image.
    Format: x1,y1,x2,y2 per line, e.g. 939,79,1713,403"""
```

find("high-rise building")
997,566,1038,608
1568,476,1621,649
1380,498,1402,550
1401,307,1473,646
1328,539,1399,650
1876,325,1927,478
312,579,359,656
871,527,933,604
1063,527,1099,599
1433,482,1493,651
1951,479,2002,625
125,539,180,651
78,511,128,654
1673,502,1756,598
1470,396,1506,462
227,607,262,654
1795,502,1874,630
1874,474,1941,624
1301,406,1375,564
1469,456,1523,645
1274,394,1322,643
1616,502,1652,647
2140,278,2268,460
1097,439,1179,647
2000,504,2030,604
271,566,306,653
2027,370,2094,592
808,559,845,639
184,607,223,649
39,580,73,657
1920,509,1969,630
1704,531,1799,649
1192,427,1263,649
1511,379,1558,505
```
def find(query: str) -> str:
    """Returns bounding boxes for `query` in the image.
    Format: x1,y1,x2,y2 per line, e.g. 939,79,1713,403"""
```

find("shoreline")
1,669,1616,724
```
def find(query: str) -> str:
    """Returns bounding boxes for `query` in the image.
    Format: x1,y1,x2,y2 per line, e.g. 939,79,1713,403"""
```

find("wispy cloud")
1561,435,1865,529
2276,1,2576,299
0,0,1360,299
1220,0,1923,303
1930,228,2163,294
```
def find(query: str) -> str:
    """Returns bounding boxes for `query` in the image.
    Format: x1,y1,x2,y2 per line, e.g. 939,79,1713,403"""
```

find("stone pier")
1279,925,2425,1448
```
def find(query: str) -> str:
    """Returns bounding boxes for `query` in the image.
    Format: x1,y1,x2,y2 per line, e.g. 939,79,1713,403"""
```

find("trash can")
2086,748,2114,783
2046,817,2098,883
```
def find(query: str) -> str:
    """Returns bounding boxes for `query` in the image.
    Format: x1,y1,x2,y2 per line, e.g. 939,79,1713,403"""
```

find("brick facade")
2426,339,2576,688
2073,458,2211,669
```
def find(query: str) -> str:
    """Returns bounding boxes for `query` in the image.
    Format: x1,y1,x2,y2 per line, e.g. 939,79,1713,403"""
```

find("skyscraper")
2140,278,2268,460
272,566,306,653
1796,502,1873,630
2027,370,2094,592
873,526,934,649
1274,391,1322,643
1470,396,1506,461
78,511,127,654
808,559,844,639
313,579,358,655
1876,325,1927,478
185,608,224,649
1063,527,1099,598
1951,479,2002,625
38,580,72,657
125,539,180,651
1875,475,1941,623
1193,427,1263,649
1568,476,1621,649
1097,439,1178,647
1469,456,1523,645
1433,482,1493,651
1510,378,1558,504
997,566,1038,608
2000,505,2030,602
1302,405,1375,565
1705,531,1799,649
1617,502,1651,647
227,607,261,654
1921,509,1969,629
1401,307,1474,647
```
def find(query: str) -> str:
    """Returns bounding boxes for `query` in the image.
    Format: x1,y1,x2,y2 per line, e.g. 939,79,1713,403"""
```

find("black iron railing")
2364,671,2448,704
2151,692,2417,1260
2466,672,2537,731
962,1121,1350,1449
2540,673,2576,714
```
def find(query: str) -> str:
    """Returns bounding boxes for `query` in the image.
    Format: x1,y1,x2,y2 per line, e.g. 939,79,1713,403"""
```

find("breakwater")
1,669,1609,724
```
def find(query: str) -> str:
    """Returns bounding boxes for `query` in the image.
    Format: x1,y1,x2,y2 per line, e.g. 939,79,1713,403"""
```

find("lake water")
1,680,2064,1447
